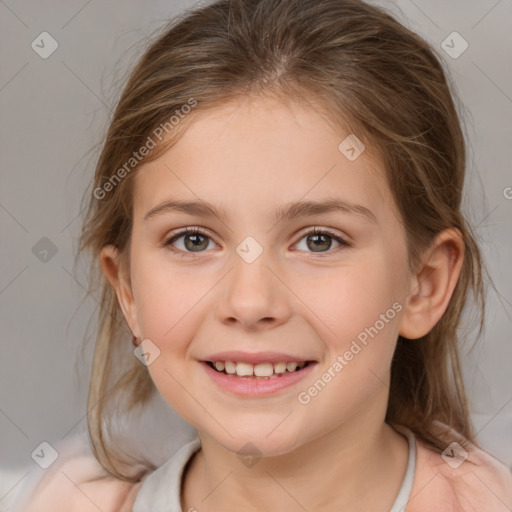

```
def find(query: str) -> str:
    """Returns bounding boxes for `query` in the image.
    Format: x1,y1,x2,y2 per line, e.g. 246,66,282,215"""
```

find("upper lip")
202,351,315,364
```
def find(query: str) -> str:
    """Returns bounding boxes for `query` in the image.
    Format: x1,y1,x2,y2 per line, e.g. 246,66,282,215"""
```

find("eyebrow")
143,197,377,225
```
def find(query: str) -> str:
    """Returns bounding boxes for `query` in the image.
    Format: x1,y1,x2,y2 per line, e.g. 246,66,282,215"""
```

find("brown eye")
182,233,210,251
306,232,333,252
165,228,215,254
294,228,350,255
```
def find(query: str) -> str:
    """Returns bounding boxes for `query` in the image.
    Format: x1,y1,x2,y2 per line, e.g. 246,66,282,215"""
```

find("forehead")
133,95,398,224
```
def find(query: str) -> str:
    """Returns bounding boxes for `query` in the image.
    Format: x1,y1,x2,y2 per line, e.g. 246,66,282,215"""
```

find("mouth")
204,360,314,379
200,351,318,396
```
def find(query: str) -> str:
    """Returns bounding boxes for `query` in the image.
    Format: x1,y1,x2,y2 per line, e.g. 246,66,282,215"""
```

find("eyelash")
163,226,350,258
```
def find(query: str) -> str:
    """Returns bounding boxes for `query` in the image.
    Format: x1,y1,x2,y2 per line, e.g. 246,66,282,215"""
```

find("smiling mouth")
205,360,314,379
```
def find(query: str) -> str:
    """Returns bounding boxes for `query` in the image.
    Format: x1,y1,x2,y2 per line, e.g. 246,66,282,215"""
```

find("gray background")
1,0,511,508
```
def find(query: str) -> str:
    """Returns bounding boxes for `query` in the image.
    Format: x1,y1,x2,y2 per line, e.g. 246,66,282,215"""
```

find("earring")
132,335,139,347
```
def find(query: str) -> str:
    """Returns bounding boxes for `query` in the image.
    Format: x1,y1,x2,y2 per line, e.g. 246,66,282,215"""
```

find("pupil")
308,234,331,252
183,233,331,252
185,234,208,251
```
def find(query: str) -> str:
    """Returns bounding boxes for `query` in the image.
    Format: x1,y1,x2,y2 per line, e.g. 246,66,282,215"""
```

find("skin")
101,94,464,511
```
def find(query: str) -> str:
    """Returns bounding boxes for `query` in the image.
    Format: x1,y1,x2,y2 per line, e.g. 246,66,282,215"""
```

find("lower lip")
201,362,316,397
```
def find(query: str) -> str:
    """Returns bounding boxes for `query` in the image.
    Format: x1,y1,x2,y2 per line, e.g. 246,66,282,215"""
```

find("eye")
163,227,217,256
293,227,350,256
163,226,350,258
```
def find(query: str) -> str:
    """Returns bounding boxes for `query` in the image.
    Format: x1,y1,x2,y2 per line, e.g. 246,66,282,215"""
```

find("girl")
16,0,512,510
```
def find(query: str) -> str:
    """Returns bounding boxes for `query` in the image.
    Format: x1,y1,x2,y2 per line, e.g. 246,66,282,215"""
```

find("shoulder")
409,424,512,512
12,450,147,512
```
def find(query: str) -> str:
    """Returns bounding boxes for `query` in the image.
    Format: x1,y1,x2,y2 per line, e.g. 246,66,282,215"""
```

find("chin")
203,421,304,460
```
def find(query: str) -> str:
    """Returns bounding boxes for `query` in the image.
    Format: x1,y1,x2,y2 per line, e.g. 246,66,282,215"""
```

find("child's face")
122,95,413,456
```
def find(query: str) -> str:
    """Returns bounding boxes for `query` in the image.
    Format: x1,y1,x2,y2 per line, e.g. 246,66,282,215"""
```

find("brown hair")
78,0,484,481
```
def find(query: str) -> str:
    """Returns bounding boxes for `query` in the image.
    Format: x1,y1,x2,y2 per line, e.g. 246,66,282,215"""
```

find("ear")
399,228,464,339
100,245,140,338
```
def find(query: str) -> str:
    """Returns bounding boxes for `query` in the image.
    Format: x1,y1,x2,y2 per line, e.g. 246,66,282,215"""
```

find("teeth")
209,360,308,376
254,363,273,377
225,361,236,374
286,362,297,372
235,362,254,377
273,362,287,374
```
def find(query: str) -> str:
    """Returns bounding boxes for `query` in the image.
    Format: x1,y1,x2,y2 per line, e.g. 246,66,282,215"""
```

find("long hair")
78,0,484,481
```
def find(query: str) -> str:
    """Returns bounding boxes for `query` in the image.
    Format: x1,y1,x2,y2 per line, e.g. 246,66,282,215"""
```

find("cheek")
130,257,208,423
316,251,405,353
130,245,205,342
293,256,405,435
128,250,217,398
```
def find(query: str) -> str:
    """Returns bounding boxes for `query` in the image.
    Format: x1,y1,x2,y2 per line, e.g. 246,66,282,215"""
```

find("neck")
182,418,409,511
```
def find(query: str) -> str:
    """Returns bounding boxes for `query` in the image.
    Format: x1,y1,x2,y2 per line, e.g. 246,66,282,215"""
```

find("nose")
214,248,292,331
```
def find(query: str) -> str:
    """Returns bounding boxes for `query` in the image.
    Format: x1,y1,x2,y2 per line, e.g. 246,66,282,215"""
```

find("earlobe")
100,245,140,338
399,229,464,340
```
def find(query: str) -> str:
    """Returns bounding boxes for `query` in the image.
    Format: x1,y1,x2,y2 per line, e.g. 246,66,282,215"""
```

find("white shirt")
132,427,417,512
